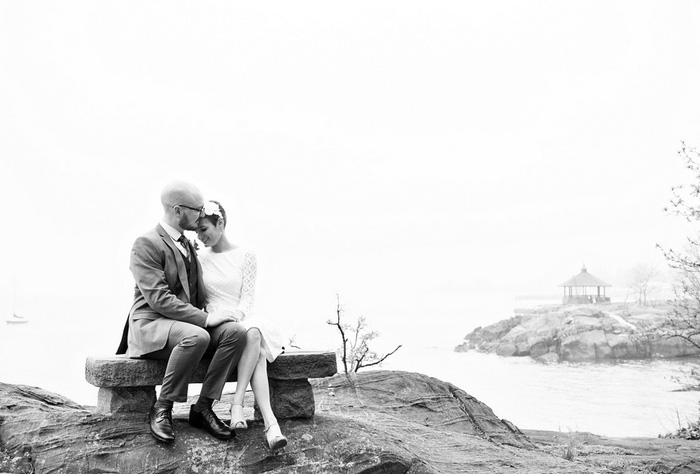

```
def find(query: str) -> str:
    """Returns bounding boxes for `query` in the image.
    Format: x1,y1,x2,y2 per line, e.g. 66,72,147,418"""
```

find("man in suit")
117,180,247,443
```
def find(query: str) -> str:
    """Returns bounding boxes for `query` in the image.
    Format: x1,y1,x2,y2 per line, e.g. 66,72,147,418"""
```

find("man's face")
177,202,204,231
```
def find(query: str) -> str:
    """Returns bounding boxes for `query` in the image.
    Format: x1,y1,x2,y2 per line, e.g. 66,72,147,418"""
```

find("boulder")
560,329,610,361
534,351,560,364
529,339,550,359
0,372,606,473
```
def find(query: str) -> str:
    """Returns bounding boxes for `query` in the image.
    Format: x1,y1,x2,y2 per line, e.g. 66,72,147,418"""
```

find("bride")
196,200,288,450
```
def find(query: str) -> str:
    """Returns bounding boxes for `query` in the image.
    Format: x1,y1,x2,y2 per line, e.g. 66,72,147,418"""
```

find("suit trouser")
145,320,247,403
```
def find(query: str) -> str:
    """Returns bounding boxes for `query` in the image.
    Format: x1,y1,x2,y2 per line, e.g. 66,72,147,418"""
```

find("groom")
117,180,246,443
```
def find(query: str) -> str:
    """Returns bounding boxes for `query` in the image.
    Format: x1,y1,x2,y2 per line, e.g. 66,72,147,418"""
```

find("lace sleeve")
235,250,257,318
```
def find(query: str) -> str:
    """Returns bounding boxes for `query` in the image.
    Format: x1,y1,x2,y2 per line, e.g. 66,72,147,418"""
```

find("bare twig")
326,294,350,374
327,294,402,375
286,335,302,350
355,344,403,372
659,142,700,390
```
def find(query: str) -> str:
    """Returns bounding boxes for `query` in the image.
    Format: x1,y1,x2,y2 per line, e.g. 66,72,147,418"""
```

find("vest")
182,247,202,309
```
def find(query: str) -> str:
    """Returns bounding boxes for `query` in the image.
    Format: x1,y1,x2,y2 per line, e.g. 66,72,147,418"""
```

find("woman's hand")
206,309,239,327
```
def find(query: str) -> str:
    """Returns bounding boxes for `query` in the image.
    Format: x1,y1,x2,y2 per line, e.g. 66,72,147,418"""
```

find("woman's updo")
202,200,227,228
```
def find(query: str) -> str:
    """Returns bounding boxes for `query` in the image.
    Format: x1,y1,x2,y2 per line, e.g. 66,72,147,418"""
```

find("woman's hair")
202,200,227,228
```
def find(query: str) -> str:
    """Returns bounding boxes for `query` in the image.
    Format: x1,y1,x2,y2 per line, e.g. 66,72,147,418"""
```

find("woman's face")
196,218,222,248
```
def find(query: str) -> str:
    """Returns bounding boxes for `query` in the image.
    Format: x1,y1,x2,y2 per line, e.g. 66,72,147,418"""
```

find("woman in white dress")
196,200,287,450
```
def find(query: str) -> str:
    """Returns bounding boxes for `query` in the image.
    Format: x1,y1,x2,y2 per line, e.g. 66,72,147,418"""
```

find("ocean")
1,290,698,438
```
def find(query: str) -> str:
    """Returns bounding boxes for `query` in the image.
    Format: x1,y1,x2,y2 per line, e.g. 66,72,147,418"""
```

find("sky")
2,1,700,348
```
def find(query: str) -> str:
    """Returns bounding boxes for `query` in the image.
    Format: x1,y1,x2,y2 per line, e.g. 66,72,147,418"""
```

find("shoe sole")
188,418,232,440
150,427,175,443
268,437,288,451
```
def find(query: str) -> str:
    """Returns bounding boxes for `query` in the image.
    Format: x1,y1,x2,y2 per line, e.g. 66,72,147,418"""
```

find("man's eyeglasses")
175,204,204,215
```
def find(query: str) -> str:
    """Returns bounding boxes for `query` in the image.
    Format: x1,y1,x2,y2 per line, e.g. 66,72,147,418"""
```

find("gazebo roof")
559,266,610,288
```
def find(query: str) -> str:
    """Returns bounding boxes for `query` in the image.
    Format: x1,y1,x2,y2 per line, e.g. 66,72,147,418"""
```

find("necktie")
177,235,190,259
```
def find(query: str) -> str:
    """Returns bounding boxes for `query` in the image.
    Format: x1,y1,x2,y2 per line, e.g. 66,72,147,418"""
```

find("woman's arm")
235,250,257,319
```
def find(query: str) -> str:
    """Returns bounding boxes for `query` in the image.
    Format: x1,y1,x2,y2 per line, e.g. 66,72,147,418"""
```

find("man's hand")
205,310,239,327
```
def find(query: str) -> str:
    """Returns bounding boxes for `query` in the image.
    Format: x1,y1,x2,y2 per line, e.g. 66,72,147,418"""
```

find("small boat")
6,313,28,325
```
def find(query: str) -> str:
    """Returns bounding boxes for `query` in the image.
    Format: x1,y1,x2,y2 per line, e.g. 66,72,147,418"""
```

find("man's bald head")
161,181,203,209
160,181,205,232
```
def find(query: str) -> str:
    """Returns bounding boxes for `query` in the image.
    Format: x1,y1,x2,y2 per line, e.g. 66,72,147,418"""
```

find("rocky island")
2,369,700,473
455,303,700,362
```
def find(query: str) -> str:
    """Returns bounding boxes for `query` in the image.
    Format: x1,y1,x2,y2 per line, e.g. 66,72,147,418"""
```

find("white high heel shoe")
264,423,288,450
230,403,248,430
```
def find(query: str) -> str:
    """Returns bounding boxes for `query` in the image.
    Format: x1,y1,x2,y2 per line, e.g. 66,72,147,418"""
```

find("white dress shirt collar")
160,221,189,257
160,221,183,241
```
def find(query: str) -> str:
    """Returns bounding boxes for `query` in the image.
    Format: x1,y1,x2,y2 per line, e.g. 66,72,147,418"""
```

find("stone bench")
85,351,337,419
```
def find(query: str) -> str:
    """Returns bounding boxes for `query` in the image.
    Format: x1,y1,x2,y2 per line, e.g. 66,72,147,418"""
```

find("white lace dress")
198,247,285,362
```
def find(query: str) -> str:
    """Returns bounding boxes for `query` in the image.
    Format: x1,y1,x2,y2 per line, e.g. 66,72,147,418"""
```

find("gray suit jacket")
123,224,208,358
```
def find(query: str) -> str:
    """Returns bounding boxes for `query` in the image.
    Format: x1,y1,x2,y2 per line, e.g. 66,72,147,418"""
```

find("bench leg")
97,387,156,414
256,378,315,420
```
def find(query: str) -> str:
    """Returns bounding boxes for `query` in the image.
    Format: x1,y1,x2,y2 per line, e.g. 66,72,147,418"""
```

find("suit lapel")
156,224,191,301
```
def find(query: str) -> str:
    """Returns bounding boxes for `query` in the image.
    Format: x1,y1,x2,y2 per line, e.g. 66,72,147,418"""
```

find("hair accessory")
203,201,223,218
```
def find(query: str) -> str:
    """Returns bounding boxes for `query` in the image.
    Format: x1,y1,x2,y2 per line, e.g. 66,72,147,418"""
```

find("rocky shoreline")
2,370,700,473
523,429,700,474
455,303,700,363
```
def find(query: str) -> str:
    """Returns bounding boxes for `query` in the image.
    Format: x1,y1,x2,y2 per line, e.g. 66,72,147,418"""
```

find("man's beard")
179,215,197,231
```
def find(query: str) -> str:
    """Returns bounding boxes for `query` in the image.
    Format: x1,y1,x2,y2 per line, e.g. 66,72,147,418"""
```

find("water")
1,291,698,438
383,348,699,437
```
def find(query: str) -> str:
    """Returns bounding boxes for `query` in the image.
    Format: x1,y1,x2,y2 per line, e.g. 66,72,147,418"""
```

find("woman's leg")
250,350,287,449
231,329,262,425
250,350,277,429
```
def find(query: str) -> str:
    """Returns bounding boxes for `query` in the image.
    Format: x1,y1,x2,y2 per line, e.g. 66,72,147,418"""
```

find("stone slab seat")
85,351,337,419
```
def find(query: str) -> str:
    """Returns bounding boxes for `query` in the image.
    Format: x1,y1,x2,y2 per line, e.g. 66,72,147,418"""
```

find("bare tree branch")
286,335,302,350
627,263,659,306
326,294,350,374
355,344,403,372
328,295,402,376
660,142,700,358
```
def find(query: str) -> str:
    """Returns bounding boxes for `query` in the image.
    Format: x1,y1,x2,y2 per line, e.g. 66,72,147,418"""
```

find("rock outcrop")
455,303,700,362
0,372,610,473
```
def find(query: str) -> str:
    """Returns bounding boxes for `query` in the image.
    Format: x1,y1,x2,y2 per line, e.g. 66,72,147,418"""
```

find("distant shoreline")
514,295,561,300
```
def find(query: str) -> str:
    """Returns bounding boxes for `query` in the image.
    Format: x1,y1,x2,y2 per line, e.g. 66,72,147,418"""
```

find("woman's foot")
264,423,288,450
230,403,248,430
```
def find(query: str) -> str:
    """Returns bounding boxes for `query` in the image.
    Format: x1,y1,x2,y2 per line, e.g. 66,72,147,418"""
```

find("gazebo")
559,266,611,304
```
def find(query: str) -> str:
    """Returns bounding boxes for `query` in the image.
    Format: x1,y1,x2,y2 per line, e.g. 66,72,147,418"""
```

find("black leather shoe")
188,405,231,440
149,406,175,443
